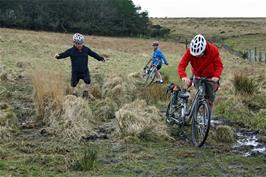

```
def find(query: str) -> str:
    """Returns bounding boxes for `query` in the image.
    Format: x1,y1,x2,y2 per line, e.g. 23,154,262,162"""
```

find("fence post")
265,53,266,63
254,47,257,61
259,52,262,62
249,49,252,61
185,39,188,49
243,50,247,59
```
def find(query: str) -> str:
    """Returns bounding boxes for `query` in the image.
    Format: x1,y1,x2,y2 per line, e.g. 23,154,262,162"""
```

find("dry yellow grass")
152,18,266,39
115,99,169,139
0,103,18,142
31,67,96,141
31,67,65,119
46,95,95,142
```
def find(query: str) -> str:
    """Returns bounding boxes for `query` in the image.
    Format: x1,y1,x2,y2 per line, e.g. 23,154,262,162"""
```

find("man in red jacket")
177,34,223,106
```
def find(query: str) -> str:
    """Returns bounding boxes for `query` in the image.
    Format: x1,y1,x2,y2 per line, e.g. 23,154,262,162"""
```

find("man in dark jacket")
55,33,105,99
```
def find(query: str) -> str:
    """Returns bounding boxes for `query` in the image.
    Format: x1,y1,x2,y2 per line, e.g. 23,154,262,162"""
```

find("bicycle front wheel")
192,100,211,147
144,68,156,86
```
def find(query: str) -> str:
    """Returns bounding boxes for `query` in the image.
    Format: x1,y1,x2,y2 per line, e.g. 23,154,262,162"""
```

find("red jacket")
178,42,223,79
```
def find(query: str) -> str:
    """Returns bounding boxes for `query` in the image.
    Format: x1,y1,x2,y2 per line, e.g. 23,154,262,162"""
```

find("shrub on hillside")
233,73,257,95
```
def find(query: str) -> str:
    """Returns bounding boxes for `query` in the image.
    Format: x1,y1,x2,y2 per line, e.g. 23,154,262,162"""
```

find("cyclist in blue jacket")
55,33,105,99
145,41,168,84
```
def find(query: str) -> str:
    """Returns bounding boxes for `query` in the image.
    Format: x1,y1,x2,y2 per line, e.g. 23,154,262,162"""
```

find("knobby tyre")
191,99,211,147
165,95,183,125
145,68,156,86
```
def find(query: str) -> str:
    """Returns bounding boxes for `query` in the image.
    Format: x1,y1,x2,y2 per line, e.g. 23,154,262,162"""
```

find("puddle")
210,119,223,127
211,118,266,157
232,130,266,157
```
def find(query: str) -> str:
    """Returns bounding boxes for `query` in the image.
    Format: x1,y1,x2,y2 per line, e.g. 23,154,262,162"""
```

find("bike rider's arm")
87,47,105,62
145,58,152,67
55,49,71,59
212,51,223,81
178,49,191,79
158,50,168,65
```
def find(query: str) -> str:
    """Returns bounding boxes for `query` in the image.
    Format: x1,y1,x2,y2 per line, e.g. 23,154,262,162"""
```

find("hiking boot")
82,91,95,100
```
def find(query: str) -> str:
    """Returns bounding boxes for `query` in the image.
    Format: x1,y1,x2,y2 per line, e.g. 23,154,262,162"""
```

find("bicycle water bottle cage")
178,89,190,99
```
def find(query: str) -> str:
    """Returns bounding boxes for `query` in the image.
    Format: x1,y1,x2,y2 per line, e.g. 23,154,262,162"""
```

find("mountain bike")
166,78,215,147
143,65,157,86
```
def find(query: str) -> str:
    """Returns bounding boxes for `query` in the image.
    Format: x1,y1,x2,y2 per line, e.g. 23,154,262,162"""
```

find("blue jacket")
152,48,168,66
56,46,104,73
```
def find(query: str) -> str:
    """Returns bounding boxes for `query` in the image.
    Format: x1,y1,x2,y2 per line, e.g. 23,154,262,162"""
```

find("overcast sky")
132,0,266,17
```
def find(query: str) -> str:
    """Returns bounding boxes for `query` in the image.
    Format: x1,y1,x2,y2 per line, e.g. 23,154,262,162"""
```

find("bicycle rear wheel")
165,95,184,125
144,68,156,86
192,100,211,147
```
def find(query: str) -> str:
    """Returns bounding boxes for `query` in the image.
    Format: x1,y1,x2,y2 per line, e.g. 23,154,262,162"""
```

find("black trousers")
71,71,91,87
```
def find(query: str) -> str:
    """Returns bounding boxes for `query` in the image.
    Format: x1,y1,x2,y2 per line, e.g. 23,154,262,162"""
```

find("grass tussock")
46,95,96,142
233,73,257,95
31,68,96,141
0,103,18,142
127,71,143,82
216,71,266,130
141,84,167,104
115,99,169,140
94,97,119,121
72,146,98,171
102,76,123,96
214,125,235,143
31,68,65,119
102,75,138,105
91,84,102,99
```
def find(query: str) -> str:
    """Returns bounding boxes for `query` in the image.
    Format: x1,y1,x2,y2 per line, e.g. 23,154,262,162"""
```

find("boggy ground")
0,28,266,177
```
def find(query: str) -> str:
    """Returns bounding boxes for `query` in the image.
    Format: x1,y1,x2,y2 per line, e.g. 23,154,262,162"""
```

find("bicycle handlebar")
193,76,219,84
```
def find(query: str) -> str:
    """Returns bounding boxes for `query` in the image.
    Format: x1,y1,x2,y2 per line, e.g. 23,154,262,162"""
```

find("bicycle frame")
182,78,208,120
144,64,157,75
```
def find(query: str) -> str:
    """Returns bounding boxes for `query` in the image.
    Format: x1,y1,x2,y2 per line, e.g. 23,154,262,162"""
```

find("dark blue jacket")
56,46,104,73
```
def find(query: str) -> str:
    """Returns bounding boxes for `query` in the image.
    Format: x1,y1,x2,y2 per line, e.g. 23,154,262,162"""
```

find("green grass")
1,138,266,177
0,27,266,176
152,18,266,39
224,34,266,52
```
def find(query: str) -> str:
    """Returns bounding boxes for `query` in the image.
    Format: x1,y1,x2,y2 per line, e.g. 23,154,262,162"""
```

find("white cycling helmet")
73,33,85,45
190,34,207,56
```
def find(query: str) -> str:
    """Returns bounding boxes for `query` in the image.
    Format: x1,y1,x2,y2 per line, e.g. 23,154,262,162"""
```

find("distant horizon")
149,17,266,20
133,0,266,18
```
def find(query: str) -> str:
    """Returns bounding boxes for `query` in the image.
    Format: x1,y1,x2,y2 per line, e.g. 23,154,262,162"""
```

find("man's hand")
211,77,219,82
182,77,192,86
54,54,59,59
165,62,169,65
102,57,109,63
